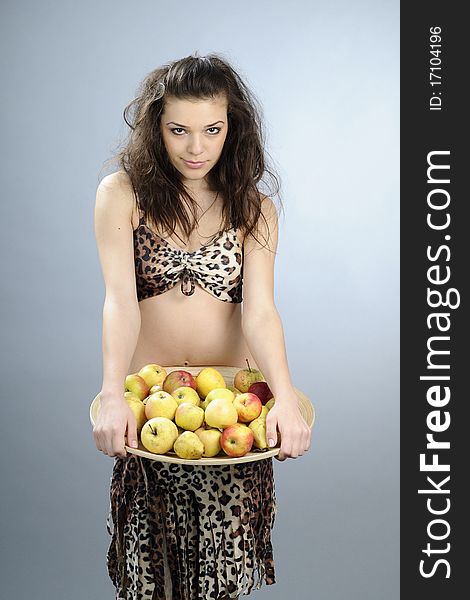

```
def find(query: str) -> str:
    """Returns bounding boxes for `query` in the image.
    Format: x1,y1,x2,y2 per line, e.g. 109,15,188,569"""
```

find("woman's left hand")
265,391,312,461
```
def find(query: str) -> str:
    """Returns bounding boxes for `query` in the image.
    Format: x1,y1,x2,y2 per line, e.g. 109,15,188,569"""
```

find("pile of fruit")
122,362,276,460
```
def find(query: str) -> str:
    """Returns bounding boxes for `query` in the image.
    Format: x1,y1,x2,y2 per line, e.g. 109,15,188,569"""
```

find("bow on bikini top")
133,215,243,303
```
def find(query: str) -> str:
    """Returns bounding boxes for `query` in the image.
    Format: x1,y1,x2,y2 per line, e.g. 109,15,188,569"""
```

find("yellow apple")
204,398,238,429
149,384,162,394
145,390,178,420
195,427,222,457
201,387,235,410
140,417,178,454
195,367,226,398
221,423,254,457
173,431,204,460
125,373,150,400
124,392,147,433
175,402,205,431
172,386,201,407
138,363,167,388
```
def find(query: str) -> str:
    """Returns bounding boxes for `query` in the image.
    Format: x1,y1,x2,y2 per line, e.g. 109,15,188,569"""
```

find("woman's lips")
183,159,207,169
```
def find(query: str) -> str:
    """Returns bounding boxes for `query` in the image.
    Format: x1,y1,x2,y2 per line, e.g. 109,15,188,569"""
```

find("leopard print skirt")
106,454,277,600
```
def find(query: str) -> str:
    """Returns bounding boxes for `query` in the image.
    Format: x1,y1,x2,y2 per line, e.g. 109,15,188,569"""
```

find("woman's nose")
187,134,204,155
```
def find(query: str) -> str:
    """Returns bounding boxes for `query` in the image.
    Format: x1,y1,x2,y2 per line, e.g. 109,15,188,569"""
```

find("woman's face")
160,94,229,187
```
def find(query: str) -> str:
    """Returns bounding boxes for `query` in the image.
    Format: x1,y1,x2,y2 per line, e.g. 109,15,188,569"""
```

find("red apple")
233,393,262,423
247,381,273,405
124,373,150,400
162,370,197,395
220,423,254,457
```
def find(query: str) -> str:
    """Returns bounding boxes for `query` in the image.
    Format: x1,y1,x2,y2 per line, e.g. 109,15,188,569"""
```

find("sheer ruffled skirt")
106,454,277,600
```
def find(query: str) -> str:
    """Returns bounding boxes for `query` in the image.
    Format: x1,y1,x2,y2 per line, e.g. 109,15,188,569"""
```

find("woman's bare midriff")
128,284,258,372
127,181,257,373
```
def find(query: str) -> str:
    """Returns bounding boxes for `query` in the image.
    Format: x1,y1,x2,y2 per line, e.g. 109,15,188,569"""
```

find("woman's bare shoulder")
98,169,133,194
97,170,138,226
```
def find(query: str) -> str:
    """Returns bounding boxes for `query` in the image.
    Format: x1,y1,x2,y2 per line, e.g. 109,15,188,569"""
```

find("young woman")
93,53,312,600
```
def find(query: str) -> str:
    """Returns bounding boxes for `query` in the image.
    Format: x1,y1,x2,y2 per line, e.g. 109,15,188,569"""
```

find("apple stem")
246,358,252,372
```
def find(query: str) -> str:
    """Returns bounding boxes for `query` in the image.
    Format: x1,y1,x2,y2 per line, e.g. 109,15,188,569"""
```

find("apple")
172,386,201,407
162,370,197,395
233,393,262,423
145,390,178,420
175,402,205,431
125,373,150,400
149,384,162,394
227,385,242,395
194,426,222,457
204,398,238,429
173,431,204,460
265,398,275,410
138,363,167,388
233,367,264,393
201,387,235,410
220,423,254,457
195,367,226,398
247,381,273,405
140,417,178,454
124,392,147,433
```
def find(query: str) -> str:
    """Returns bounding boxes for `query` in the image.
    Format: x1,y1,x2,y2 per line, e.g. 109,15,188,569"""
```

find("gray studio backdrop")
1,1,399,599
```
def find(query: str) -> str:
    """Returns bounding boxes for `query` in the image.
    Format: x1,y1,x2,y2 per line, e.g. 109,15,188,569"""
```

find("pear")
259,405,269,419
173,431,204,460
249,414,268,450
265,398,275,410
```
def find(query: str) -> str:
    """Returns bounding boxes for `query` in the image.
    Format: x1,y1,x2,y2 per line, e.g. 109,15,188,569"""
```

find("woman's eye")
170,127,221,135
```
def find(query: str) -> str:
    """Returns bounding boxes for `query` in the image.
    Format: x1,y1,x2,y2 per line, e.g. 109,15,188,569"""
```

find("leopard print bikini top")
133,214,243,303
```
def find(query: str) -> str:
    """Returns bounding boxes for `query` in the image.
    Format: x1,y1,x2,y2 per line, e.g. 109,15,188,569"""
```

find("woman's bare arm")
93,172,141,456
242,196,312,461
95,172,141,399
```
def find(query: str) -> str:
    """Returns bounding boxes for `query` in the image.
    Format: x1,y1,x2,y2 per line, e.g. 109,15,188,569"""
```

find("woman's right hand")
93,391,139,457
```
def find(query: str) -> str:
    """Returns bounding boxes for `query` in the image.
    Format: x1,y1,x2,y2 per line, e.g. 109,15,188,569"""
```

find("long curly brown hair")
101,52,283,248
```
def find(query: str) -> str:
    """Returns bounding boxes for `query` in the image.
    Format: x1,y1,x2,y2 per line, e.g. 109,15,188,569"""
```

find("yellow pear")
249,415,268,449
195,426,222,457
173,431,204,460
195,367,226,398
259,405,270,419
265,398,275,410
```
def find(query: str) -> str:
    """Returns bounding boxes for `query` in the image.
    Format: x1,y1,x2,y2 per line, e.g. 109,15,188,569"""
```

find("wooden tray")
90,365,316,465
